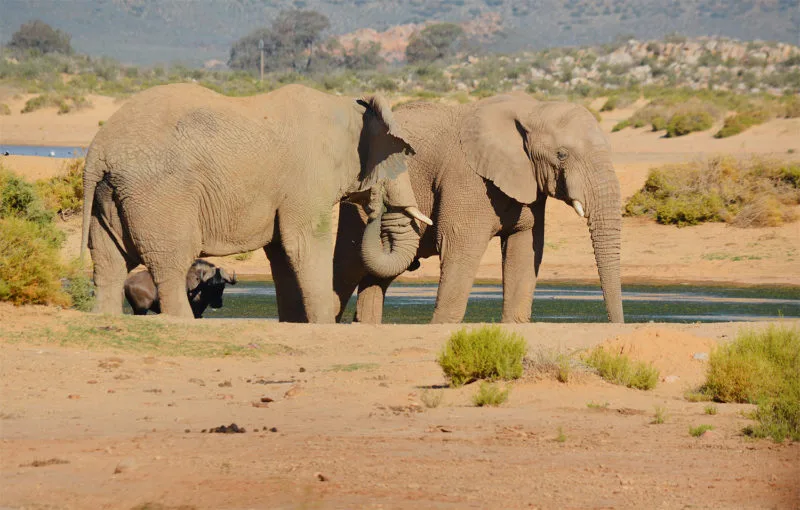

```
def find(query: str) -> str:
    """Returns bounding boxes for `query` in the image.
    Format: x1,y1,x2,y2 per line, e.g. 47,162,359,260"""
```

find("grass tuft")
472,382,509,407
689,424,714,437
555,426,567,443
420,389,444,408
704,404,719,415
652,405,667,424
437,325,527,387
583,346,659,390
714,110,770,138
700,324,799,442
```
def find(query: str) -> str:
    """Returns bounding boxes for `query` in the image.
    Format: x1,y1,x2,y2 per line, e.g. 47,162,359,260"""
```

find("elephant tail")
80,146,104,263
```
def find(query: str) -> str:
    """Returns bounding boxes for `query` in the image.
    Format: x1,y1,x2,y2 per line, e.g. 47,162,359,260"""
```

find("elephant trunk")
361,205,420,279
587,174,624,323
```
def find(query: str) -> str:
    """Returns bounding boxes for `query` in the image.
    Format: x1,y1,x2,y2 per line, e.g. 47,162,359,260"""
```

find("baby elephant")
125,260,238,318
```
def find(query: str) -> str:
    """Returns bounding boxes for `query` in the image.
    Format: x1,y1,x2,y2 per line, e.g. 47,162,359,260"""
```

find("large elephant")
333,94,623,324
81,83,431,321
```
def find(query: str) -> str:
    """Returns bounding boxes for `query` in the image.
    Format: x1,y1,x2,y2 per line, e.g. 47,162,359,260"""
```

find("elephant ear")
460,97,538,204
356,95,416,200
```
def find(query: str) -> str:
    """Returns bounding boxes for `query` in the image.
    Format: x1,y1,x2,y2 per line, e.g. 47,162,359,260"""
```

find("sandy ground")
3,94,799,286
1,304,799,509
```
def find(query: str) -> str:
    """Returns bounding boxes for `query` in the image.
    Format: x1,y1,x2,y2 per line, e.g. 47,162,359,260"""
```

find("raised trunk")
360,205,420,279
587,180,624,323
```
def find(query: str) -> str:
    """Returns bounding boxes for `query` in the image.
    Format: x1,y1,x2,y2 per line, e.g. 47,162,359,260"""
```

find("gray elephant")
333,94,623,324
124,259,237,318
81,83,431,320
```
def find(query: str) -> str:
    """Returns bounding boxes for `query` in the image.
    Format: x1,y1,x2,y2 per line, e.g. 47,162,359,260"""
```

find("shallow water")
190,280,800,323
1,145,86,158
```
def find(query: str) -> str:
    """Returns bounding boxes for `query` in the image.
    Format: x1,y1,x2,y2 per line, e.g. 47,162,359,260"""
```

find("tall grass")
702,325,799,442
36,158,84,219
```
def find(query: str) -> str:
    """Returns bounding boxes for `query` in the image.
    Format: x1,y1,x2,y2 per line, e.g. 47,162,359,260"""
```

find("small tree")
405,23,463,64
8,20,72,55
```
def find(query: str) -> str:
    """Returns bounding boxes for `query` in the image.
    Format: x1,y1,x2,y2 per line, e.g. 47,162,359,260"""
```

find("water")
1,145,86,158
195,280,800,323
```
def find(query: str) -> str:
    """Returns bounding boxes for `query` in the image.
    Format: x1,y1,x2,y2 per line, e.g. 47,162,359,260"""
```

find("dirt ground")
1,305,799,509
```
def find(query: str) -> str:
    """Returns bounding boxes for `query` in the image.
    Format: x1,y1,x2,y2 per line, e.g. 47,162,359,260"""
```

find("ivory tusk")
572,200,585,218
405,207,433,226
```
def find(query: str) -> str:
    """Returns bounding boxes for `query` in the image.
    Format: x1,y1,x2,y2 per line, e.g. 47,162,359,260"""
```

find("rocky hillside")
1,0,799,65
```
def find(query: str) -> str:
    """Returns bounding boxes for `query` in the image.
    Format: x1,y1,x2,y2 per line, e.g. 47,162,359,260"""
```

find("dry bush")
625,156,800,227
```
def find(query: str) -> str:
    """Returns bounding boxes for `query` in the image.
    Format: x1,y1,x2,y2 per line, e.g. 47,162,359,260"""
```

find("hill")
1,0,799,65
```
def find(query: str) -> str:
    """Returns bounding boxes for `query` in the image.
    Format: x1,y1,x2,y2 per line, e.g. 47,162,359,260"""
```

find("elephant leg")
89,216,133,315
500,229,535,323
431,235,492,324
264,243,306,322
354,274,393,324
333,203,368,322
148,265,194,319
280,214,335,324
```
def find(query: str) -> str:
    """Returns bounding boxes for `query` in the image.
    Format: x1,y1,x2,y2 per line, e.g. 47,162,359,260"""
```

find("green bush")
36,158,84,218
20,93,90,114
665,111,714,137
624,157,800,227
689,424,714,437
611,119,630,132
0,217,69,306
702,325,799,442
583,346,659,390
0,103,10,115
437,325,527,387
472,382,510,407
1,167,57,228
714,110,771,138
650,115,668,131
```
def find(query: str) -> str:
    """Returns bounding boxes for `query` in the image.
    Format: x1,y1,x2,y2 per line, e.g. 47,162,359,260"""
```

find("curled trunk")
361,206,420,279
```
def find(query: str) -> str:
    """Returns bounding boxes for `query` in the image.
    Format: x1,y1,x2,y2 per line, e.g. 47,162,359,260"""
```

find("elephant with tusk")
81,83,430,321
334,93,624,324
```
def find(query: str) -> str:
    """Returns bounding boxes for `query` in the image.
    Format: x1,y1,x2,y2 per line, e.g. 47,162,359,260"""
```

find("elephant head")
348,96,432,279
185,259,238,317
461,96,624,323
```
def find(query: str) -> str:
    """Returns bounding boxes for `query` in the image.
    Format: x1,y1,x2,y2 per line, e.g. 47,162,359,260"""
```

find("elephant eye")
556,148,569,162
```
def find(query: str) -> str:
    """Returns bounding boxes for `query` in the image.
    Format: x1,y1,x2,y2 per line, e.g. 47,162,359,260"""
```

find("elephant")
333,93,623,324
80,83,431,320
124,259,237,318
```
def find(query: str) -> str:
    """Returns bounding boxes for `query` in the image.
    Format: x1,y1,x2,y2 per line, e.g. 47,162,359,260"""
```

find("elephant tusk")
572,200,585,218
405,206,433,226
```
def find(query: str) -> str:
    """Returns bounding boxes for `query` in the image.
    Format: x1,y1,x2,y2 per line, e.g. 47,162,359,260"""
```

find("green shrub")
689,424,714,437
650,115,667,131
472,382,509,407
437,325,527,387
702,325,799,442
1,167,56,228
0,103,10,115
20,93,90,114
0,217,69,306
665,111,714,137
611,119,630,132
780,96,800,118
625,157,800,227
600,96,618,112
714,110,771,138
36,158,84,218
62,264,94,312
583,346,659,390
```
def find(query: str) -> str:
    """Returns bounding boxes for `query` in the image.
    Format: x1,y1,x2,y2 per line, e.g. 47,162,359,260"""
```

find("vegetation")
0,103,10,115
420,389,443,408
652,405,667,424
689,424,714,437
36,158,84,219
715,110,771,138
555,427,567,443
472,382,509,407
583,346,659,390
665,110,714,137
406,23,464,64
700,325,799,442
625,157,800,227
704,404,718,415
8,20,72,55
437,325,527,387
20,93,91,115
523,347,580,383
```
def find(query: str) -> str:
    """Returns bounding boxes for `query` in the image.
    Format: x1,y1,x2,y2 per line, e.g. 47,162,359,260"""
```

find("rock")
67,394,80,400
284,385,303,398
113,458,136,474
662,375,680,383
693,352,709,361
701,429,718,440
315,472,328,482
260,396,274,403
